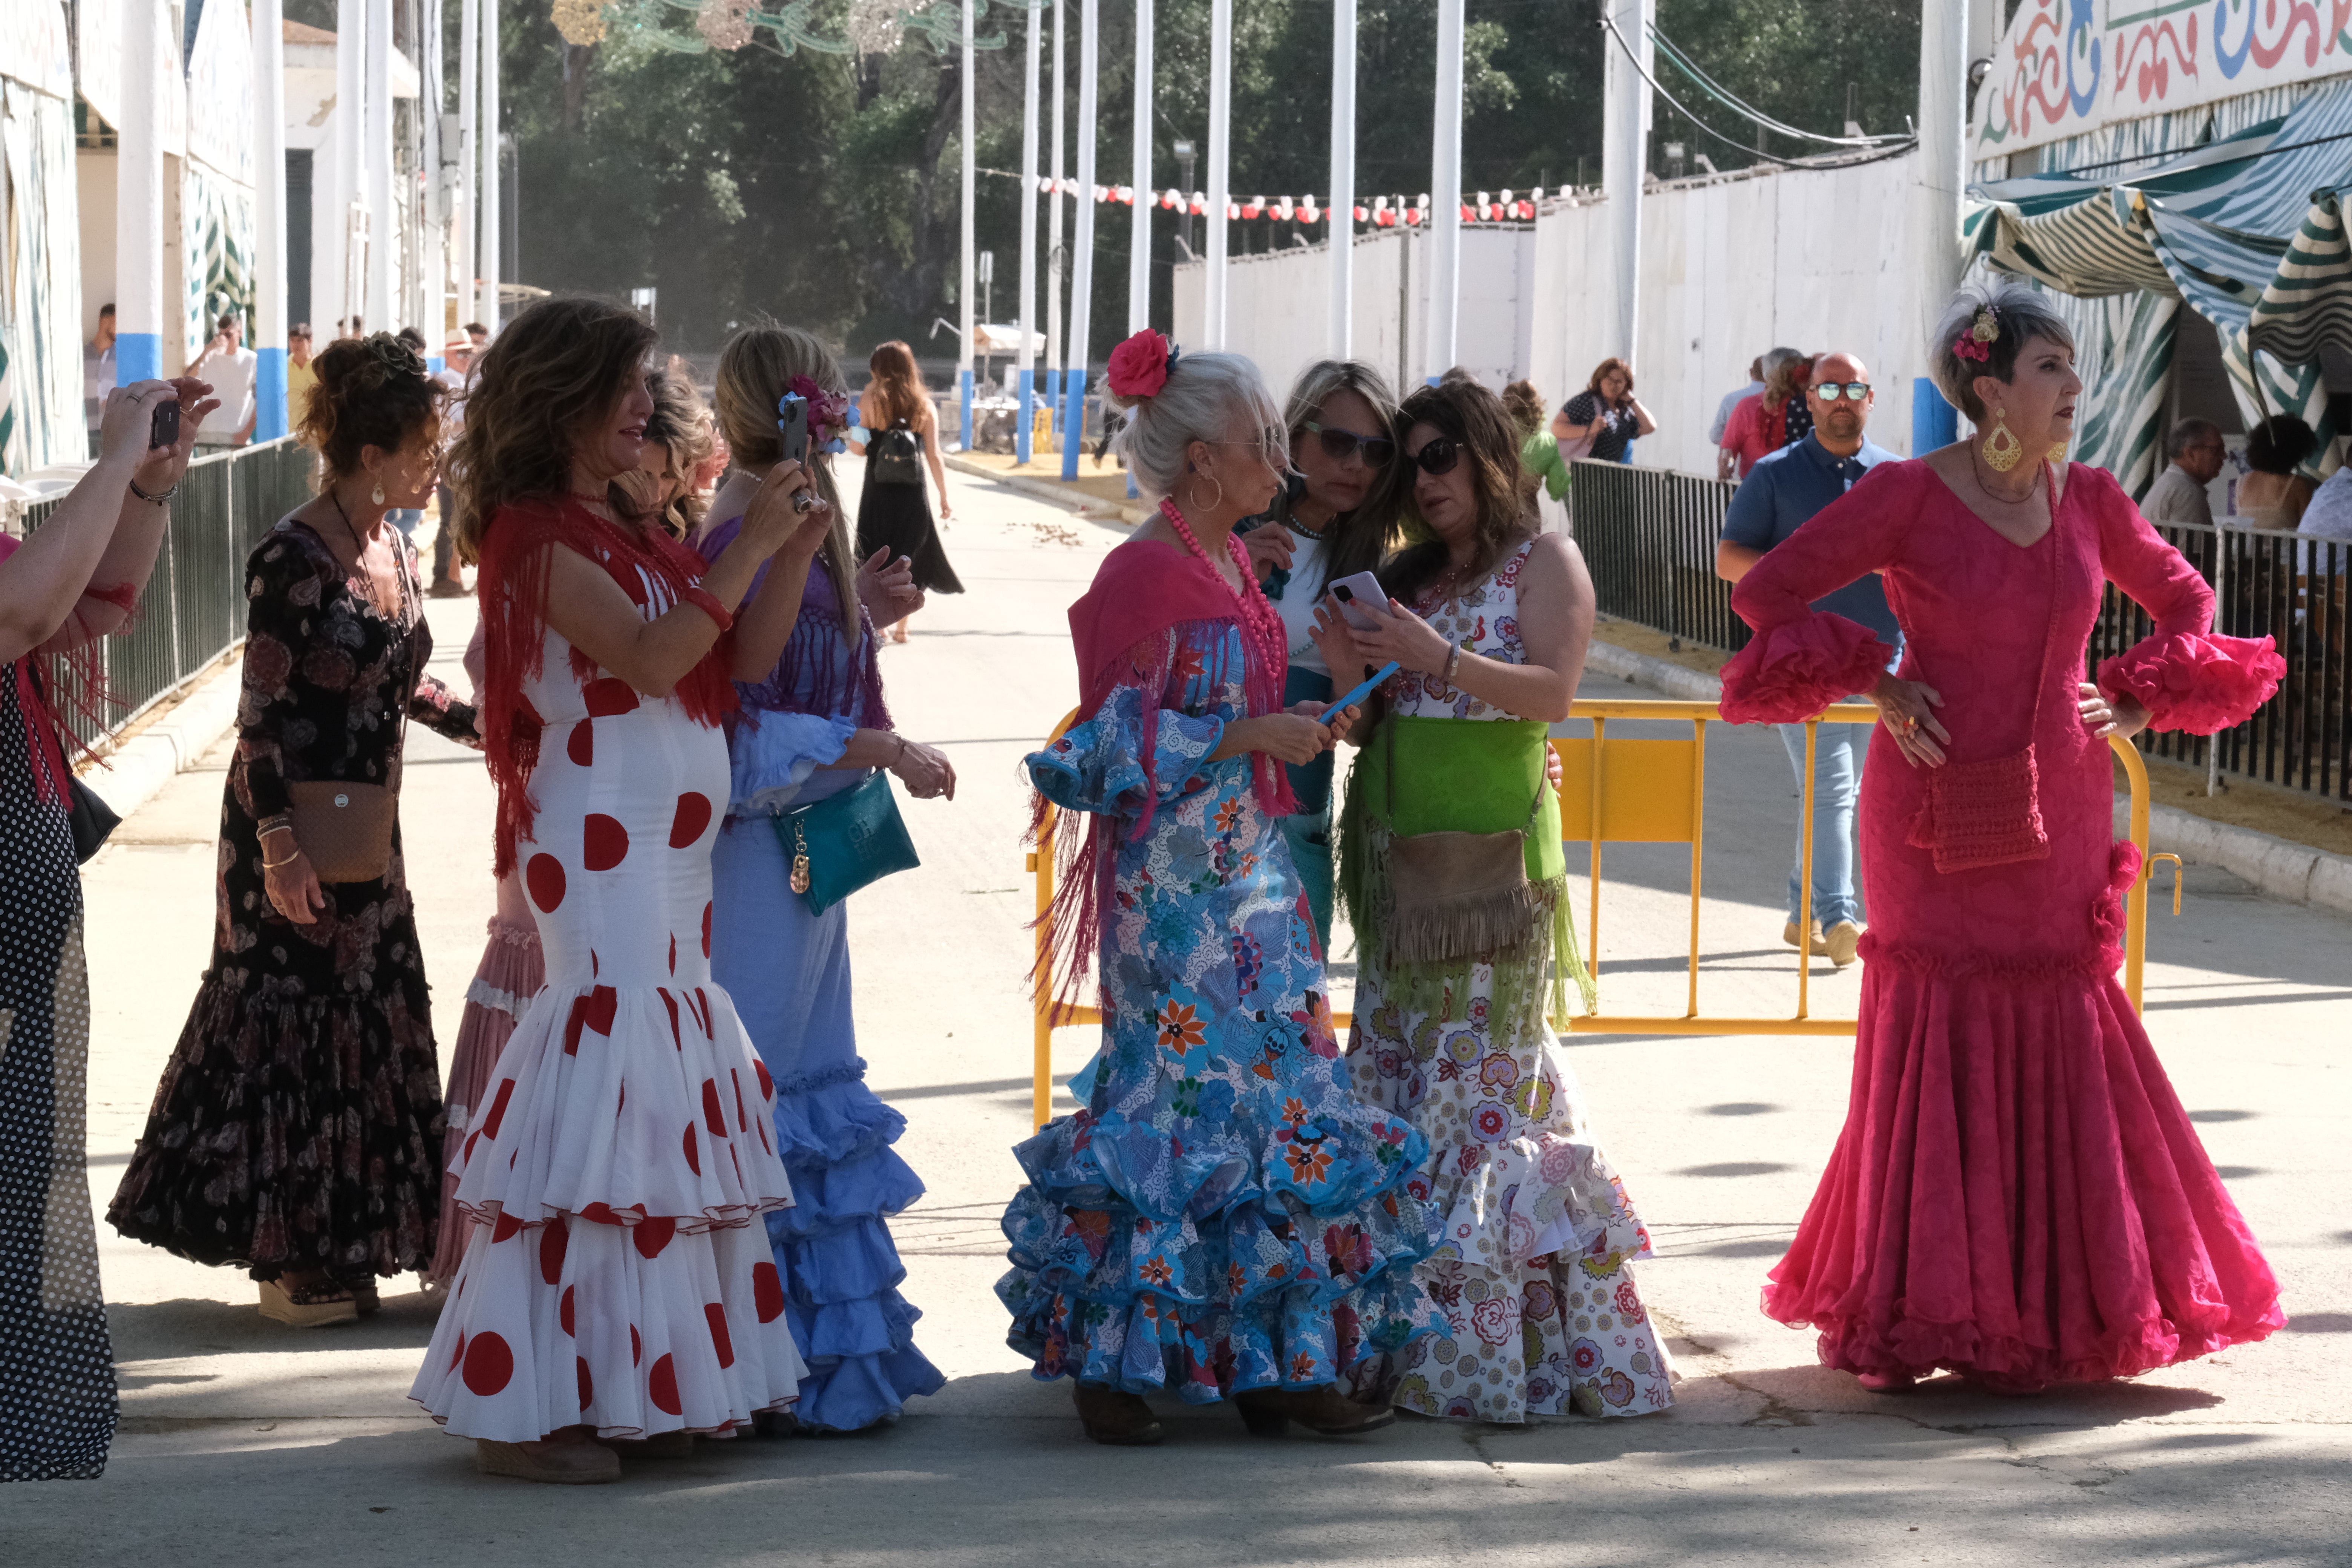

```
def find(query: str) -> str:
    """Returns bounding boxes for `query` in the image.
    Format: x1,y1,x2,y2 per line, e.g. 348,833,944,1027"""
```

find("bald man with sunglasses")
1714,352,1900,970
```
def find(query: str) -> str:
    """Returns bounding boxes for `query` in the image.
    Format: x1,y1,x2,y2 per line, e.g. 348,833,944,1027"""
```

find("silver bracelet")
1442,644,1464,687
128,476,178,506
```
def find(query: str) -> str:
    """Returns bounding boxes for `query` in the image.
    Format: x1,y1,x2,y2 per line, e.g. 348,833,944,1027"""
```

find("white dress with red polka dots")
411,619,805,1442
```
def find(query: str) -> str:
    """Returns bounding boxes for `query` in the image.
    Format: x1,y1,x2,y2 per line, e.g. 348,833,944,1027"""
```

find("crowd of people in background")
3,276,2303,1486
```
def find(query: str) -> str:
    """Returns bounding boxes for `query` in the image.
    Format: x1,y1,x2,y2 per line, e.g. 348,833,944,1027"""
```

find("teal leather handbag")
774,770,921,914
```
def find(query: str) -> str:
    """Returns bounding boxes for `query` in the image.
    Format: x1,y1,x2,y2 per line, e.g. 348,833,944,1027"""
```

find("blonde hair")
643,364,715,540
713,323,859,637
1106,349,1285,502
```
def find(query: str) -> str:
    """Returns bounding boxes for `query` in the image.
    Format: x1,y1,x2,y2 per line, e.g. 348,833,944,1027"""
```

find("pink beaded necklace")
1158,496,1289,694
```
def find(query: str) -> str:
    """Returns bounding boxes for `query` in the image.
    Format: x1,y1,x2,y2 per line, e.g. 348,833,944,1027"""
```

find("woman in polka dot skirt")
1,374,215,1482
410,297,828,1484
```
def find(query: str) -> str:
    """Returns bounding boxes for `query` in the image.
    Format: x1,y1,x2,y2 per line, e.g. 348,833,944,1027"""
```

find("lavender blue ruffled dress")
697,523,946,1429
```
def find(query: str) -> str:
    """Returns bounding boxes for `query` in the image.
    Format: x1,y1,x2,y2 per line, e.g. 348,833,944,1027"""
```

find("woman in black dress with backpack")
855,340,961,642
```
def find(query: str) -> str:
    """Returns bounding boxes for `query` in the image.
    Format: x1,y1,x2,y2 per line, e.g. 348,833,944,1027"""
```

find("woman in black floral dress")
1,374,216,1482
110,336,478,1327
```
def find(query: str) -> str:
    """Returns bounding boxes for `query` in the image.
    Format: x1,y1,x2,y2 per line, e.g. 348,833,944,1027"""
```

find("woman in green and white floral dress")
1320,377,1675,1423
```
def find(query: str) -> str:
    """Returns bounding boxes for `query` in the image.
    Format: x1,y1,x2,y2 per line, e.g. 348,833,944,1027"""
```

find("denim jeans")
1773,721,1869,928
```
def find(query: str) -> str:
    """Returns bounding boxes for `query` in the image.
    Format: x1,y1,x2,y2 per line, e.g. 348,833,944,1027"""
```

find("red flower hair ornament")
1107,328,1180,400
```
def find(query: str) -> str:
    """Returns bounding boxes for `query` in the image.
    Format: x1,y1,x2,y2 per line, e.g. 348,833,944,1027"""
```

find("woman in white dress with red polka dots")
412,297,830,1484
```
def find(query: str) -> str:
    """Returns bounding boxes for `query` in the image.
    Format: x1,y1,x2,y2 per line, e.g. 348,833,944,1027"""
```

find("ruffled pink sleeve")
1719,615,1895,724
2096,632,2283,735
2086,466,2285,734
1720,461,1914,724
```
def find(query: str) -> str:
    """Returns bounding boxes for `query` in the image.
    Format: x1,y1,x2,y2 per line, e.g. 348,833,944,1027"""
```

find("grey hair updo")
1107,348,1287,502
1929,277,2076,421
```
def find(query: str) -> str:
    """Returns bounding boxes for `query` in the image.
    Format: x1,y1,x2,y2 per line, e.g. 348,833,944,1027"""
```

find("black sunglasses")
1408,437,1462,476
1301,421,1396,467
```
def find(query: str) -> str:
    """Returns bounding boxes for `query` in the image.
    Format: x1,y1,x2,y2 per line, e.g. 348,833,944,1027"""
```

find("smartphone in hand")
149,398,180,452
1326,569,1389,632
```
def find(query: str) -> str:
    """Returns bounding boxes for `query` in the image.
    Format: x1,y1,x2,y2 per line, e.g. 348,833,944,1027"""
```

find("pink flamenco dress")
411,499,804,1441
1720,459,2288,1390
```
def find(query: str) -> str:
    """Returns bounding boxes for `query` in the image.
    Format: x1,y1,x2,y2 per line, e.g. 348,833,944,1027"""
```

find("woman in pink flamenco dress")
1721,283,2288,1393
410,297,825,1482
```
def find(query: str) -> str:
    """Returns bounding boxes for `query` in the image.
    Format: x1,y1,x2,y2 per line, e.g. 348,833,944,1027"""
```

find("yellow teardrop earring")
2046,440,2070,465
1981,406,2024,473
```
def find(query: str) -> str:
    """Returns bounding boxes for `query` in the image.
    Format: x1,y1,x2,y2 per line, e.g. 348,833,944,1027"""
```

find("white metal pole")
960,0,976,449
253,0,290,438
1911,0,1967,454
1017,0,1041,464
116,0,164,385
1046,0,1066,419
1329,0,1356,358
1060,0,1101,481
420,0,446,358
367,0,396,332
1602,0,1652,366
457,0,478,332
335,0,364,331
1128,0,1152,333
479,0,502,332
1205,0,1230,347
1427,0,1463,380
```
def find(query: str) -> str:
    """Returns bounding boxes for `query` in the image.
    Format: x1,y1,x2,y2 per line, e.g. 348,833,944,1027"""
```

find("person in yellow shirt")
285,324,318,433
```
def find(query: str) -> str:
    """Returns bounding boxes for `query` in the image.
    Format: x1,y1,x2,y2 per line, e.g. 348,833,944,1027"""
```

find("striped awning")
1966,80,2352,452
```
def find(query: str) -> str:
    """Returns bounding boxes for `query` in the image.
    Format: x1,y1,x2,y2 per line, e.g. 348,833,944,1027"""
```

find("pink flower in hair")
1953,334,1991,363
1107,329,1173,399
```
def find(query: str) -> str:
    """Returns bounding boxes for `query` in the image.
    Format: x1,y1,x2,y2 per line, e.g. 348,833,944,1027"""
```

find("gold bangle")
262,850,300,870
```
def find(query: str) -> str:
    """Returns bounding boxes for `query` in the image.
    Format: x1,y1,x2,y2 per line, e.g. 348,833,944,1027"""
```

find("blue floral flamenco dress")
699,522,946,1430
1001,538,1444,1406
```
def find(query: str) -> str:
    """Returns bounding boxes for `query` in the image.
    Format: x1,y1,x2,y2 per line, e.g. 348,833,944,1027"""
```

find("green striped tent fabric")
181,161,257,363
0,83,86,477
1966,80,2352,476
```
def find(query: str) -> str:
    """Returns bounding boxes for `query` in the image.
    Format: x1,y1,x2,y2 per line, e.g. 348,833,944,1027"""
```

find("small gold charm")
790,821,812,895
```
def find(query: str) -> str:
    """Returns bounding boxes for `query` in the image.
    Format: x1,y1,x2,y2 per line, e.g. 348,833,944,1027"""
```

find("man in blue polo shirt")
1715,351,1899,970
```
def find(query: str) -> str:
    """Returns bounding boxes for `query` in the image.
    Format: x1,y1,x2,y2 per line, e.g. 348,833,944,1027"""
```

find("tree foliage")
474,0,1916,357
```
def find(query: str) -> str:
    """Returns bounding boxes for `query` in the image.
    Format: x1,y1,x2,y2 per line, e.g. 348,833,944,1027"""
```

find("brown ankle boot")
1073,1382,1165,1446
1233,1385,1395,1437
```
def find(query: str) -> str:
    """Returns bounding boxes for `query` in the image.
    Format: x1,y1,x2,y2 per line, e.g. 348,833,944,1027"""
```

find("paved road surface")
15,471,2348,1566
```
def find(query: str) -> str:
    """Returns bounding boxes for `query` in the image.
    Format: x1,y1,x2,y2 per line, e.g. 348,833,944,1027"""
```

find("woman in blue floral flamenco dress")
694,325,952,1430
1003,332,1444,1446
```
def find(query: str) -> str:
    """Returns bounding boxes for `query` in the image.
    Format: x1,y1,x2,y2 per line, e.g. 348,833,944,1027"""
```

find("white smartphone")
1325,570,1390,632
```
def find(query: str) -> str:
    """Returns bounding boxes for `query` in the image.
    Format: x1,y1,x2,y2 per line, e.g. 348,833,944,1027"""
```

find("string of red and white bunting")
1034,179,1549,224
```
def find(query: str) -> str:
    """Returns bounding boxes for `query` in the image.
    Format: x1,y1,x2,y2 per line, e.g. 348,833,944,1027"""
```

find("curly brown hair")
642,363,716,540
446,296,658,564
296,332,444,488
1383,377,1540,606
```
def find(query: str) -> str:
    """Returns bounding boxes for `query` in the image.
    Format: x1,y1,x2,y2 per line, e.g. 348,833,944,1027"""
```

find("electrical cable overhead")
1647,26,1909,149
1596,11,1917,173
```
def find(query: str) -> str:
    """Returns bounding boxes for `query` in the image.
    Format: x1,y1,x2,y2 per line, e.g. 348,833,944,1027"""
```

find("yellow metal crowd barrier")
1025,699,2176,1128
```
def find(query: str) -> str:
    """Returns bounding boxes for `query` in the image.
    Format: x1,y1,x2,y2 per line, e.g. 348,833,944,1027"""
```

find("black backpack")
869,421,923,486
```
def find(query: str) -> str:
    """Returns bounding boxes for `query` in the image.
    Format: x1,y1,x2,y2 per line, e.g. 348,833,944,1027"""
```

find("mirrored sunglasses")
1302,421,1397,467
1815,382,1873,402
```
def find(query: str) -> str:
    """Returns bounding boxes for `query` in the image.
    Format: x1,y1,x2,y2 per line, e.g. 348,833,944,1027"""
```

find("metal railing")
1571,459,2352,805
17,438,315,748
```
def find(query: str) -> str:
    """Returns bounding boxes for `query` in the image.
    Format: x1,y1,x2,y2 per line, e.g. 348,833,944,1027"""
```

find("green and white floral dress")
1341,539,1675,1422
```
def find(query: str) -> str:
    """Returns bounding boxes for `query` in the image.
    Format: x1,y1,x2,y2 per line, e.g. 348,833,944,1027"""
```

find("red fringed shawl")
1035,536,1295,1009
0,534,136,805
475,496,737,873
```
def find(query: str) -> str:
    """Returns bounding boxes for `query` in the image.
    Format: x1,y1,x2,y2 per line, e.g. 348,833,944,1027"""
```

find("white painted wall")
1529,153,1935,476
1174,225,1535,404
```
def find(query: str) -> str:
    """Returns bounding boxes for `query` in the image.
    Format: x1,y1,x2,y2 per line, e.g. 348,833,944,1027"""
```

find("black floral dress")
109,522,476,1283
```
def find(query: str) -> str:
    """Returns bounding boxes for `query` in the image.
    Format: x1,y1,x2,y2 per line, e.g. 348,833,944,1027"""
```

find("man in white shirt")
190,312,259,446
2142,418,2224,528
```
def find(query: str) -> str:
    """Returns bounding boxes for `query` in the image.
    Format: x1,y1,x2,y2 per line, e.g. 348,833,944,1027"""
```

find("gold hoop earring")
1192,475,1225,514
1981,407,2023,473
